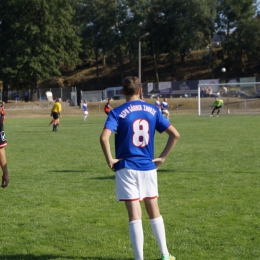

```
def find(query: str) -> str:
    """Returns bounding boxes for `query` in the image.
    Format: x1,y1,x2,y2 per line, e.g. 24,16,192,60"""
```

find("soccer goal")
198,82,260,116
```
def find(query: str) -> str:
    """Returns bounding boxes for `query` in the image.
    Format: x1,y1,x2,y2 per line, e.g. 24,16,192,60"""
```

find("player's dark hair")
122,76,141,95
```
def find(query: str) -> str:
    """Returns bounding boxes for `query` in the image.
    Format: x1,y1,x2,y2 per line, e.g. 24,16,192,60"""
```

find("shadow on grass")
19,130,51,132
157,169,177,173
92,175,115,180
0,255,133,260
50,170,87,173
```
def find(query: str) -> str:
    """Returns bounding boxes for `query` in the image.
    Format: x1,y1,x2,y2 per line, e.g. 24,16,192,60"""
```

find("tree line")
0,0,259,101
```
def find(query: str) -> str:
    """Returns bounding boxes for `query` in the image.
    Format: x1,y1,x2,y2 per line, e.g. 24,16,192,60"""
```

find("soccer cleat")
161,254,176,260
216,115,219,117
210,115,213,117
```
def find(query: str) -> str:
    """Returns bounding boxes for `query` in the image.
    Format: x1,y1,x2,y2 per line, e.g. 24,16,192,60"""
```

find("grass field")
0,113,259,260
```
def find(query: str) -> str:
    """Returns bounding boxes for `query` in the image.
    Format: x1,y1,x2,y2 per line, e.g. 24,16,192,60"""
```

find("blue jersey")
82,103,88,111
155,100,161,109
161,101,168,110
104,100,170,171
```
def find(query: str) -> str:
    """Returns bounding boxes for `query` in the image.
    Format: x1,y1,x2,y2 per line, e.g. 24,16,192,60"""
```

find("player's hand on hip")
108,158,122,172
152,158,165,169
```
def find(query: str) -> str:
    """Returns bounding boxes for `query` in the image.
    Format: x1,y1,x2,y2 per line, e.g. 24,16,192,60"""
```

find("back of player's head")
122,76,141,95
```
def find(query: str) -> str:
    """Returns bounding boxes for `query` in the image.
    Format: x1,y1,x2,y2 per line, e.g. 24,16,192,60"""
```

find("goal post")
198,82,260,116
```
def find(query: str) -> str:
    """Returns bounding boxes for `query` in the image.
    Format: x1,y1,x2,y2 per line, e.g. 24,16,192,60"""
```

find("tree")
0,0,81,101
146,0,216,77
75,0,114,88
215,0,259,72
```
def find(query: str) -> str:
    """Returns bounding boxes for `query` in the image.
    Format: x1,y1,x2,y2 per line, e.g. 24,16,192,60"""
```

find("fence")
80,90,106,103
4,87,77,105
4,102,68,113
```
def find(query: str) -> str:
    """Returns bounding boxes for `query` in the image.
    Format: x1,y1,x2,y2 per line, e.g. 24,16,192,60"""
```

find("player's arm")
100,128,121,171
153,125,180,169
0,147,9,188
59,104,62,117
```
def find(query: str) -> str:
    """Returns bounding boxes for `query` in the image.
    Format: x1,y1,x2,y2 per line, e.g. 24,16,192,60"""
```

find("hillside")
39,50,260,91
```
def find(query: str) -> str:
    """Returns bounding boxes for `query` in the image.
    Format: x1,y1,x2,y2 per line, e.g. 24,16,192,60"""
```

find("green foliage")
1,0,260,89
0,0,81,88
0,115,259,259
215,0,260,70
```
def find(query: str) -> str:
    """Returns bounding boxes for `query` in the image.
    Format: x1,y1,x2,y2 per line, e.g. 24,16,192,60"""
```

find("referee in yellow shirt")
51,98,62,132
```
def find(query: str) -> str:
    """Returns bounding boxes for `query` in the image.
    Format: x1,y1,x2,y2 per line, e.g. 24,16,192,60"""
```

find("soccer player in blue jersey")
100,76,180,260
161,98,170,120
82,100,88,121
155,96,161,110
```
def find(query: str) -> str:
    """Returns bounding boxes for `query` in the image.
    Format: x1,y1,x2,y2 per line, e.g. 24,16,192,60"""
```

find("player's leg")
162,110,167,118
83,111,88,121
52,118,56,131
49,119,54,126
211,107,216,116
163,110,170,120
216,106,221,116
53,119,59,132
141,170,175,260
125,200,144,260
144,199,173,258
116,168,144,260
52,113,58,132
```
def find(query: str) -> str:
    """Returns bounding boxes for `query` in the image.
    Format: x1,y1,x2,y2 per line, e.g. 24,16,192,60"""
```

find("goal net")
198,81,260,116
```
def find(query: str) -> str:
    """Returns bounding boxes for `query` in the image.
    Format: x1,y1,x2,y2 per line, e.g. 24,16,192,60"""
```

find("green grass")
0,115,259,260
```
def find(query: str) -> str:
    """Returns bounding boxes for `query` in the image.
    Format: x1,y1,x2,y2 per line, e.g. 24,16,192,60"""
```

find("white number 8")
133,119,149,147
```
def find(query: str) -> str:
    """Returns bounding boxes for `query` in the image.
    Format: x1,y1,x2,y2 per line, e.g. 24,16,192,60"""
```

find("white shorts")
84,111,89,115
116,168,158,201
162,109,169,115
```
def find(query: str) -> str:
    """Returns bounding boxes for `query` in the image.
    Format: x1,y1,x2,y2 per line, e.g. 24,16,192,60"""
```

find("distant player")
82,100,88,121
100,76,180,260
0,118,9,188
222,86,228,95
104,98,113,115
50,98,62,132
161,98,170,120
155,96,161,110
1,102,5,123
210,97,223,117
